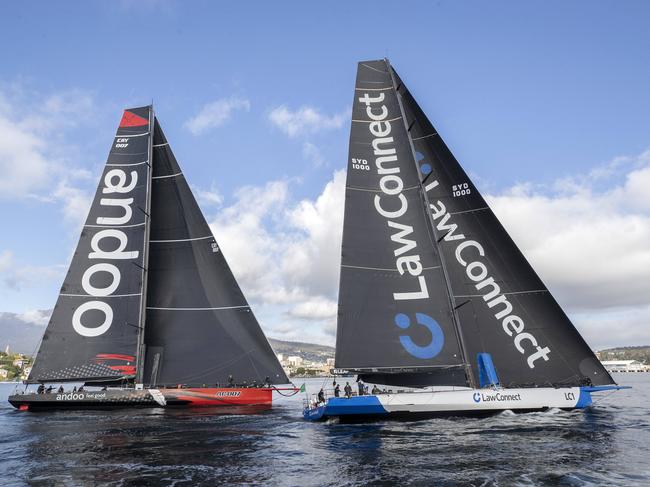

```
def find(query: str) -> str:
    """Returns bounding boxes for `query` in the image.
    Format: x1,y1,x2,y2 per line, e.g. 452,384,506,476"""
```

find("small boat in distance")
10,106,294,411
304,59,626,422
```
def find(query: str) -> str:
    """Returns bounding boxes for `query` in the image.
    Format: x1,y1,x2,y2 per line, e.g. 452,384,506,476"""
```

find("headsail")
142,118,289,387
335,60,468,387
29,106,153,383
389,61,614,387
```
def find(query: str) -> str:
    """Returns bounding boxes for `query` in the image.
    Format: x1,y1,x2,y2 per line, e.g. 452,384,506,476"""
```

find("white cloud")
16,309,51,327
302,142,327,167
208,171,345,344
184,96,250,135
268,105,348,137
192,184,224,207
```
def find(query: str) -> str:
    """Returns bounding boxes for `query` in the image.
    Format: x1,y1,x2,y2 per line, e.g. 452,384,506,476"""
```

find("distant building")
326,358,335,367
21,366,32,379
287,356,303,367
601,360,648,373
13,358,28,368
0,368,8,379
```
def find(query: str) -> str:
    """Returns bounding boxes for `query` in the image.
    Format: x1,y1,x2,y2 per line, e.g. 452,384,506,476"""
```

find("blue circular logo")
420,163,432,175
473,392,481,403
394,313,444,359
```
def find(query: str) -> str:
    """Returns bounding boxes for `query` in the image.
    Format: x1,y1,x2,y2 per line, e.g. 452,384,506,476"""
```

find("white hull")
303,386,601,421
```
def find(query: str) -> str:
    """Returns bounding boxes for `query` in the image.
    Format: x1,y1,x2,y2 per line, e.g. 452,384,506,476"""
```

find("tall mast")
134,105,154,384
385,59,475,388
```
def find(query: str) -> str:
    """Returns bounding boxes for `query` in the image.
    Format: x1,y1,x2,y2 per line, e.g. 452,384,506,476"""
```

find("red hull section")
163,388,273,407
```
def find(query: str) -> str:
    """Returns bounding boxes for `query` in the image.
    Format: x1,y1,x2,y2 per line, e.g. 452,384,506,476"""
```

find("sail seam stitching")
355,87,393,91
412,132,438,141
342,264,441,272
450,207,490,216
454,290,549,298
152,172,183,180
106,160,149,167
352,116,402,123
149,235,214,243
85,222,146,228
152,143,169,147
146,305,250,311
115,132,149,138
60,293,142,298
347,184,420,193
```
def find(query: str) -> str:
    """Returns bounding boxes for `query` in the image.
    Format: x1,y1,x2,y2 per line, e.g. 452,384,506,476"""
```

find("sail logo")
394,313,444,359
422,179,551,369
358,91,429,302
72,168,142,338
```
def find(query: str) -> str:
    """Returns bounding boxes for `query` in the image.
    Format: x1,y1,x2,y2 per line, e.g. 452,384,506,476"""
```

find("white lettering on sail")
426,180,551,368
96,198,134,225
73,164,142,338
72,301,114,337
359,91,429,301
82,263,121,297
103,169,138,194
89,229,139,260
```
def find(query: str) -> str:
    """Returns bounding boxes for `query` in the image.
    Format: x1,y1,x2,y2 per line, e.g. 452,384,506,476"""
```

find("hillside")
597,346,650,364
0,310,335,359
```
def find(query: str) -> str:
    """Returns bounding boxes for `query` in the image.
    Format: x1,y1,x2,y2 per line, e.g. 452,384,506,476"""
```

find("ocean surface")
0,375,649,486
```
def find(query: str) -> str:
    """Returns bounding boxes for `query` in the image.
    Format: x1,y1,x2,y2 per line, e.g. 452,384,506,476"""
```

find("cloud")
268,105,348,137
16,309,51,327
184,96,250,135
208,171,345,344
192,184,224,207
302,142,327,168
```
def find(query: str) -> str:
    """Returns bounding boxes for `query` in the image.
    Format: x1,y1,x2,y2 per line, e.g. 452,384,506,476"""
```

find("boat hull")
303,386,593,422
9,387,273,411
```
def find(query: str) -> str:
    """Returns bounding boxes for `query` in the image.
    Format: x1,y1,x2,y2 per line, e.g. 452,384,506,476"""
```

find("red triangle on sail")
119,111,149,128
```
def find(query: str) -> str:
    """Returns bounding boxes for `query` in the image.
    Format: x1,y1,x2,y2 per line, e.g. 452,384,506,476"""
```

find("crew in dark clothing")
357,379,365,396
72,386,77,393
101,386,107,391
344,382,352,398
371,385,381,395
264,376,271,387
37,384,45,394
317,388,325,404
334,383,341,397
228,375,235,387
77,386,84,392
57,386,64,394
45,385,53,394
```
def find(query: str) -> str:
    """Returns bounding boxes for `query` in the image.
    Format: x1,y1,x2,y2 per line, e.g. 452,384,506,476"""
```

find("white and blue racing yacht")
304,59,625,422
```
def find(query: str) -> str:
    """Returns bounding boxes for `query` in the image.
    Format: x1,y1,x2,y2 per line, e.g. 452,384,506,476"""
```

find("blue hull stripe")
303,396,387,419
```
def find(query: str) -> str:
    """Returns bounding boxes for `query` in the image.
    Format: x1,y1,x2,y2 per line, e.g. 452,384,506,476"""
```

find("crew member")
37,384,45,394
45,385,53,394
57,386,64,394
357,378,365,396
317,388,325,404
228,375,235,388
371,385,380,395
334,383,341,397
344,382,352,398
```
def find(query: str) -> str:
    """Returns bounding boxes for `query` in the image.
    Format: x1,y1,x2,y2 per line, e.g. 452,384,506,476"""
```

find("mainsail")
337,60,614,388
29,107,288,387
29,107,153,382
336,61,468,387
142,119,288,386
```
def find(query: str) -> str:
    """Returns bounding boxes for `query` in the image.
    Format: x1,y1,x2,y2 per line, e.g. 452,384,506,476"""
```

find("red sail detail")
119,111,149,128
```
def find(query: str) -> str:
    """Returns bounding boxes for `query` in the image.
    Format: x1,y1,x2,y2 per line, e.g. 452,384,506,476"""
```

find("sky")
0,1,649,349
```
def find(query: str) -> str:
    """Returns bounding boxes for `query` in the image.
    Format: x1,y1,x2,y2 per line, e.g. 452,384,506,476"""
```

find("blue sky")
1,1,649,347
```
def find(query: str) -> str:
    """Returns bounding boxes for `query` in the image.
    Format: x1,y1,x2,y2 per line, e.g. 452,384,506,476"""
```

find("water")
1,376,649,486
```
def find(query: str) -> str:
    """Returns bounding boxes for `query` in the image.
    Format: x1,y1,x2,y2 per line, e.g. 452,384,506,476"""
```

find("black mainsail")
336,60,614,388
29,107,153,383
28,107,287,387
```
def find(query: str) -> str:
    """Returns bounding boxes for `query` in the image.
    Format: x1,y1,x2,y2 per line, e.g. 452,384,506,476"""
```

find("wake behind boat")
304,59,626,422
10,106,295,411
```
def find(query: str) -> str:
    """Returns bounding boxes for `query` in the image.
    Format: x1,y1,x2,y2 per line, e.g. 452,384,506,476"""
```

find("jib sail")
389,60,614,387
141,118,289,387
335,60,468,387
28,106,153,383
